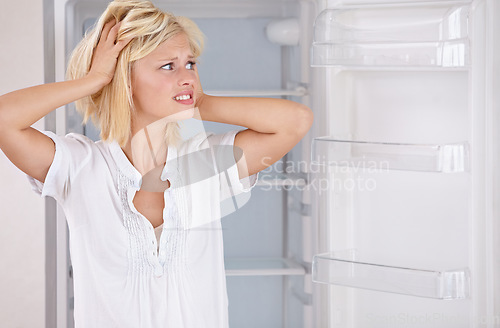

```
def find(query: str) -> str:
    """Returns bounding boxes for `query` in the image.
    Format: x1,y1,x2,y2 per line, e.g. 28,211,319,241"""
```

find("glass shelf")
225,257,306,276
311,137,469,173
312,252,470,300
311,3,470,68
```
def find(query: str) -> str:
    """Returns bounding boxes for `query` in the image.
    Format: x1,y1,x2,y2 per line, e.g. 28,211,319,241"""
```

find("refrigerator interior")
64,0,315,327
310,0,500,327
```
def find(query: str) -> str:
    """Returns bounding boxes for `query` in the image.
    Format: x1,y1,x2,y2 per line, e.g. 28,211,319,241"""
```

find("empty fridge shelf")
311,137,469,173
225,257,306,276
311,3,470,68
312,40,469,68
312,252,470,299
205,87,307,97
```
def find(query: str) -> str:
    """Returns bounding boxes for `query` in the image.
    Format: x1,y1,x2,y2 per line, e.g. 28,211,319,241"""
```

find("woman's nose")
177,68,196,87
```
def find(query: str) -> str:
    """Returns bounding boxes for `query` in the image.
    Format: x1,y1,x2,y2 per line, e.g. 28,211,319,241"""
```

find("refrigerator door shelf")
312,251,470,300
311,137,469,173
225,257,306,276
311,3,470,68
311,40,469,68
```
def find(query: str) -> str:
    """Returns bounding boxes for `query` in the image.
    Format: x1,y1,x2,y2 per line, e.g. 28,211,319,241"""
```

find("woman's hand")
192,65,208,120
87,20,132,88
193,64,207,109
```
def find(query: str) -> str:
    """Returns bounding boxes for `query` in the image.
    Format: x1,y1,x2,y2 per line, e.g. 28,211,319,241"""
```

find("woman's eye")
186,61,196,70
161,63,173,70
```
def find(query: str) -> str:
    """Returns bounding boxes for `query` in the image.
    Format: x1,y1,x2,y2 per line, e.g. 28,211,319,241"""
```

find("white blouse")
155,223,164,253
27,129,259,328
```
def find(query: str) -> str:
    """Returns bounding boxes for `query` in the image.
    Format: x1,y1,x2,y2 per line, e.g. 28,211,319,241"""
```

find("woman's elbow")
294,104,314,134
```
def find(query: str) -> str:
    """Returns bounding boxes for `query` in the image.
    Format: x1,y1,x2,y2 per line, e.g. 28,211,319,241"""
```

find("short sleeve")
207,129,259,201
26,131,93,204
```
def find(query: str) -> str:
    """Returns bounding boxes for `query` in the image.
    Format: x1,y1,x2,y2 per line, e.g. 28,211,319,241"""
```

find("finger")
114,36,133,52
96,21,114,49
108,21,122,44
101,20,117,43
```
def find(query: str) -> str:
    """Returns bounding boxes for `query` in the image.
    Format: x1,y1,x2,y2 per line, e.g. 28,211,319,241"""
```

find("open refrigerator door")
309,0,500,327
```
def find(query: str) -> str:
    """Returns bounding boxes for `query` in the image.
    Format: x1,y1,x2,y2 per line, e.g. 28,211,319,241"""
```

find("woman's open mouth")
173,93,194,105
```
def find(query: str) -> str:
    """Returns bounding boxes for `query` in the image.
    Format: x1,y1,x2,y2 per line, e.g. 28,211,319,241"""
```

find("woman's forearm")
0,75,105,132
196,95,312,134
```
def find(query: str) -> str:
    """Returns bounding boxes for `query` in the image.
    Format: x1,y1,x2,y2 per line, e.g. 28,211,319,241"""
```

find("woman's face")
130,32,199,126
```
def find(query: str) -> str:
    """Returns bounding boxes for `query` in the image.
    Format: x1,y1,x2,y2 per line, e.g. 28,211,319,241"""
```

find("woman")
0,0,313,327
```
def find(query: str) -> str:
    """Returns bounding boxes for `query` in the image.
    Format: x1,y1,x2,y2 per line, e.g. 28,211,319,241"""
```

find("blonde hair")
66,0,204,147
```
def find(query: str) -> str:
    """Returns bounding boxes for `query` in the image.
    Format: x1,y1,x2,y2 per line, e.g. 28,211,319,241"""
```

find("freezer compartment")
311,2,470,68
311,137,469,173
312,251,470,300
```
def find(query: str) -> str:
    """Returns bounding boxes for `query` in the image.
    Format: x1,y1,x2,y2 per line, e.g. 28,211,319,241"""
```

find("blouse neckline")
108,140,179,189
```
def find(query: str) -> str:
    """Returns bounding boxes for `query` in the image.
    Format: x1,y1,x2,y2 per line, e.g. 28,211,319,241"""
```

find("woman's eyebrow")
158,55,195,62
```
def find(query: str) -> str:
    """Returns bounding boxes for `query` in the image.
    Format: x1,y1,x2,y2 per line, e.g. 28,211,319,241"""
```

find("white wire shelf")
312,252,470,300
205,87,307,97
311,3,470,68
225,257,306,276
311,137,469,173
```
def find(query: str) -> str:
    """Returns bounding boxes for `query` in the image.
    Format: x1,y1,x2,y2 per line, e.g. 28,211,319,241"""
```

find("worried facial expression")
130,32,199,126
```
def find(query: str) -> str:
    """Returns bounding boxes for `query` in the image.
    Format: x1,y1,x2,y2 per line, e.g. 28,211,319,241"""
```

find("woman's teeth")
174,95,191,101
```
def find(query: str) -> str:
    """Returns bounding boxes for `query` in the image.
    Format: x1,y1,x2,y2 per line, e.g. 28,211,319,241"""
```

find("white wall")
0,0,46,327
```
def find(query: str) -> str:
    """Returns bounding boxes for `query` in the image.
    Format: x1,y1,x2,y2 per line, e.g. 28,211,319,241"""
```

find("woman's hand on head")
193,64,207,117
87,20,132,88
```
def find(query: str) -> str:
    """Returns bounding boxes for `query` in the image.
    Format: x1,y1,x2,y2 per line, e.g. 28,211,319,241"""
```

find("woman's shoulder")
61,132,107,154
39,131,114,162
64,132,95,143
63,132,113,151
40,131,95,145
